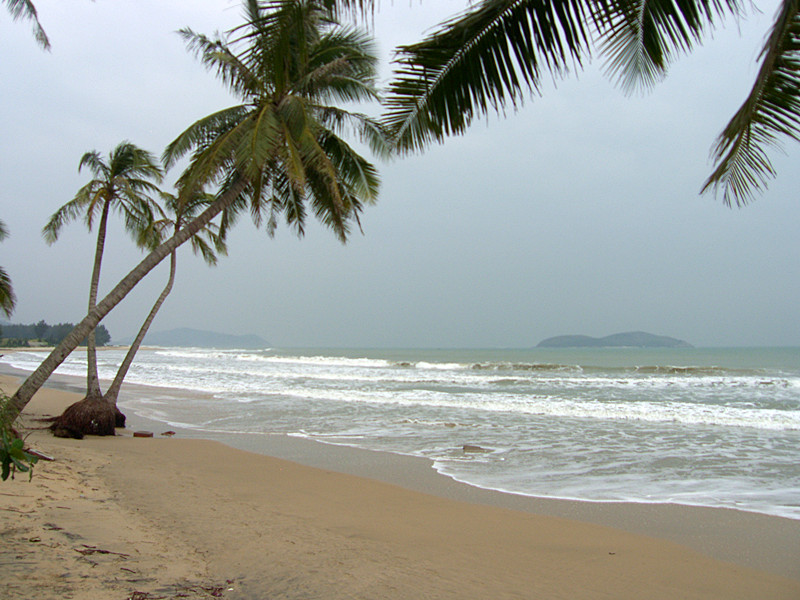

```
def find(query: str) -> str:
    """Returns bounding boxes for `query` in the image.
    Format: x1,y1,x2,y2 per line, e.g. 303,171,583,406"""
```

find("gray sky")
2,0,799,348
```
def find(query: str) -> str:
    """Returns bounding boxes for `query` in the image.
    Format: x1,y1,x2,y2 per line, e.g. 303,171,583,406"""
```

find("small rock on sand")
462,444,490,453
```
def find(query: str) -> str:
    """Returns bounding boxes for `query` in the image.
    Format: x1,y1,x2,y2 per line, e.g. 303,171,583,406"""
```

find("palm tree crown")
164,0,388,243
42,141,163,400
43,142,163,245
142,187,228,268
375,0,798,206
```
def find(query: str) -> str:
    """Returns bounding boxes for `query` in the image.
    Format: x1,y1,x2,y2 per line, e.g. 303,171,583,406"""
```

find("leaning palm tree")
42,142,163,436
375,0,799,206
102,187,227,418
0,220,16,318
3,0,386,433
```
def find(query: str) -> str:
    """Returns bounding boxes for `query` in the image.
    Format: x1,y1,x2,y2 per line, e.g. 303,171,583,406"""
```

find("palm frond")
190,217,228,264
248,169,267,228
46,141,163,254
211,172,251,239
298,26,379,102
178,28,262,97
3,0,49,50
248,103,283,169
317,129,380,202
270,167,308,237
319,0,375,20
78,150,109,179
189,233,221,265
383,0,593,152
0,265,15,318
169,109,256,188
305,167,349,241
115,144,164,183
155,189,228,264
164,105,251,168
42,187,101,243
314,105,391,158
116,194,159,247
282,121,310,193
0,218,13,317
595,0,745,94
702,0,800,205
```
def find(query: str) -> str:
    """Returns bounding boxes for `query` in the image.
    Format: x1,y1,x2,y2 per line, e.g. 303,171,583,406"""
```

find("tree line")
1,320,111,348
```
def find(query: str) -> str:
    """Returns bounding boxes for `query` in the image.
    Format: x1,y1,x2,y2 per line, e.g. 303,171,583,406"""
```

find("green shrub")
0,395,38,481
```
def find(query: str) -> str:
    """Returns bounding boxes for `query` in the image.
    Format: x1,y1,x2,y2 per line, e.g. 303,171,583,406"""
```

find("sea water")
5,346,800,519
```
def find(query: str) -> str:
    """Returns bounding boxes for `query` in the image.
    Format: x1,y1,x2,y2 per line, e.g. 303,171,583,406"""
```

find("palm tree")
163,0,387,239
3,0,49,49
373,0,799,207
0,220,16,318
4,0,386,435
102,187,227,416
42,142,163,434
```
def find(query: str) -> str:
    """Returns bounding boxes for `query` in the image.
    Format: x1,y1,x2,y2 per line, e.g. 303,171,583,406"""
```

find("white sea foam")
4,346,800,519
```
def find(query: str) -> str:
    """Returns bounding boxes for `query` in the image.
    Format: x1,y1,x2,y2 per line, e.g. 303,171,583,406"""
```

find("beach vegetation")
102,187,228,414
0,321,111,348
0,393,37,481
2,0,386,435
42,142,163,436
0,428,37,481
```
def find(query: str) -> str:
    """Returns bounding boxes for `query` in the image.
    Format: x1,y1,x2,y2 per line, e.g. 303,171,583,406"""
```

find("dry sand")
1,374,799,599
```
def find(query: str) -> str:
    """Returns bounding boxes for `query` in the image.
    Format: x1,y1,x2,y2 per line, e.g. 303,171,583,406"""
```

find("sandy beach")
1,373,799,599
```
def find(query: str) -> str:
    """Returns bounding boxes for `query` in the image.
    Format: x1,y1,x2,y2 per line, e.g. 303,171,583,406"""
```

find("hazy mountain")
537,331,692,348
116,327,269,349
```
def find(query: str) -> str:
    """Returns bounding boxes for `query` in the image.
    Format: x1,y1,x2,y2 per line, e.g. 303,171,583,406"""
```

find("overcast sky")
2,0,799,348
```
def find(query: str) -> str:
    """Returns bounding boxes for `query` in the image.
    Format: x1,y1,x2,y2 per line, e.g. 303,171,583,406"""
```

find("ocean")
5,346,800,519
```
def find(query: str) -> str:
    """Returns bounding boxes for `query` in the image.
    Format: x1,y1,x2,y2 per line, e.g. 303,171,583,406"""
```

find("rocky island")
537,331,692,348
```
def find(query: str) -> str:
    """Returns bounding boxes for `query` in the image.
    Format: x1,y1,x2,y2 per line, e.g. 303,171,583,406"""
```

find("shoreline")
2,365,800,583
4,358,797,518
1,372,799,598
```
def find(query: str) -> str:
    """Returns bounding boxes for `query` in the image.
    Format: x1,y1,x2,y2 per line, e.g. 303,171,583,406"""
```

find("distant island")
537,331,692,349
116,327,269,349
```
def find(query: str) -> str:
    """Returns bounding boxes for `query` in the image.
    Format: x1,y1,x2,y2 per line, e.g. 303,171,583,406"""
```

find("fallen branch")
74,544,130,558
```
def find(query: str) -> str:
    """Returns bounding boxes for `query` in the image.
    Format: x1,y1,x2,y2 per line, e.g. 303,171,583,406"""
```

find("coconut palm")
164,0,387,240
102,187,227,415
0,220,16,318
3,0,49,49
42,142,163,431
373,0,799,206
4,0,386,434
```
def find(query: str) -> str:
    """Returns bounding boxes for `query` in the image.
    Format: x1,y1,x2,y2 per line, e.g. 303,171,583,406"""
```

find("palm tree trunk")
3,179,246,423
104,249,176,407
86,200,110,399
